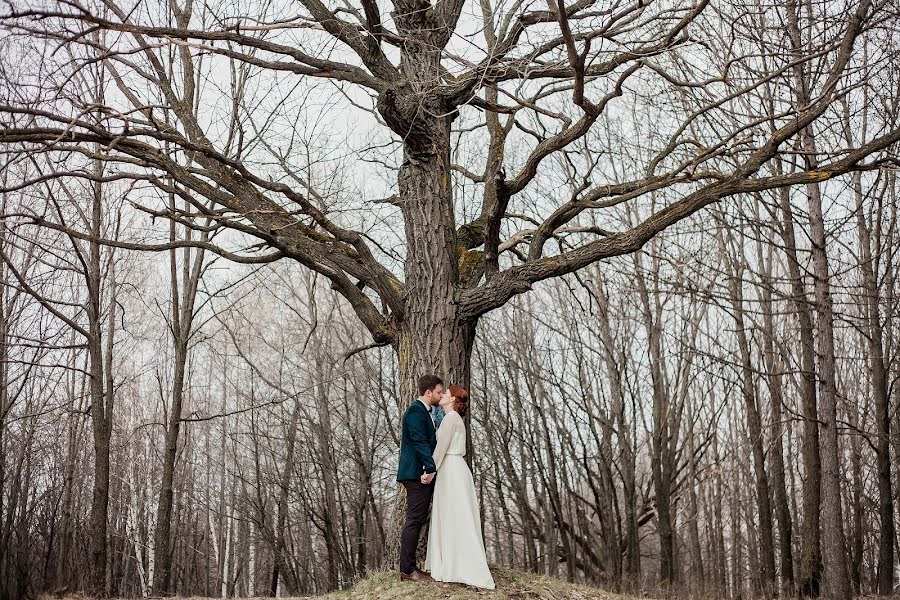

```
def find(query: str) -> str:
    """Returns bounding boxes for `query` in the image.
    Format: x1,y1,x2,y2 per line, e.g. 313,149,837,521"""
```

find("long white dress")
424,410,496,589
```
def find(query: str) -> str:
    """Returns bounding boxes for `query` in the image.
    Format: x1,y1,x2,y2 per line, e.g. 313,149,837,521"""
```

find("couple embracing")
396,374,495,589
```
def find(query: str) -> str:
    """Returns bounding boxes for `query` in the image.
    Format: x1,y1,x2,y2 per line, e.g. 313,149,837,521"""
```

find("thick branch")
458,126,900,320
0,123,400,341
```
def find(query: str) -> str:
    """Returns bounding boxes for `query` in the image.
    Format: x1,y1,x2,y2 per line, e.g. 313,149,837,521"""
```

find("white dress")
424,410,495,589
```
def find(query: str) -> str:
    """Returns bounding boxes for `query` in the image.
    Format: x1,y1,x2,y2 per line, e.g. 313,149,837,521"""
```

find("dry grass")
314,566,635,599
44,574,900,600
40,567,639,600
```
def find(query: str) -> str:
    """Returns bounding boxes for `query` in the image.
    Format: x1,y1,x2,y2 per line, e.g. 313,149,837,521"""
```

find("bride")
424,386,496,589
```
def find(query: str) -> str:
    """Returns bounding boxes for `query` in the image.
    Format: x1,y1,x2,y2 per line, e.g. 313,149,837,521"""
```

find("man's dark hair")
418,374,444,396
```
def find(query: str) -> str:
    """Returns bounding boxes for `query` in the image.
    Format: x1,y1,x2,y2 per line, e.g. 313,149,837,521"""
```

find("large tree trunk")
380,14,479,566
387,173,476,562
379,0,474,396
394,115,474,397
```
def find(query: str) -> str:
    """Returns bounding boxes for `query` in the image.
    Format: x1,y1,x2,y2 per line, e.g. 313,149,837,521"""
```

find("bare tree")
843,73,899,595
716,210,776,597
2,0,897,404
1,0,900,598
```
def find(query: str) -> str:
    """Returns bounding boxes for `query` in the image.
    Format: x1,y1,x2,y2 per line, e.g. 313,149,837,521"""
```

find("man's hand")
420,472,435,485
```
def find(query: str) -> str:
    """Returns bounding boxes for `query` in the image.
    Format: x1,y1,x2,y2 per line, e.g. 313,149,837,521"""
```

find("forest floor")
43,573,900,600
44,567,636,600
298,566,634,599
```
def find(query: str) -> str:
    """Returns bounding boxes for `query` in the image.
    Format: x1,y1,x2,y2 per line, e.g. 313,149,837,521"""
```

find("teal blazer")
396,400,437,481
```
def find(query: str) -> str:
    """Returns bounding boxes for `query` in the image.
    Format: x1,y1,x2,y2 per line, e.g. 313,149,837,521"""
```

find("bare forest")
0,0,899,598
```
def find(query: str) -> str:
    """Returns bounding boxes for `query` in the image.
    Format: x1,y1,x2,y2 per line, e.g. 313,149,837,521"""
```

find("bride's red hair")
449,385,469,418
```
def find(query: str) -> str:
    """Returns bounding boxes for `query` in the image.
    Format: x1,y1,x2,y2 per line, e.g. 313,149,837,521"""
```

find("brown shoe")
400,570,433,582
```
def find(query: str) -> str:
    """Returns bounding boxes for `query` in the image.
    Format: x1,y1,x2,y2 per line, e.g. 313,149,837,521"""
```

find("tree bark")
851,166,894,595
87,161,113,598
801,130,850,600
377,0,476,396
776,182,822,597
378,11,481,566
785,3,867,596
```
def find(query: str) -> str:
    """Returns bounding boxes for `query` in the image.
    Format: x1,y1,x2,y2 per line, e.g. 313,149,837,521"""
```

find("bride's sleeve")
432,414,460,471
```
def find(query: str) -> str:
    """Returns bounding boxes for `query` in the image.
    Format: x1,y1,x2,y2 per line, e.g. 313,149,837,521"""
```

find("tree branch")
459,125,900,320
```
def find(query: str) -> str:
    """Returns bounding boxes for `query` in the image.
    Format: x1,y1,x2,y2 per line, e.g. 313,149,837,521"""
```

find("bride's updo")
449,385,469,418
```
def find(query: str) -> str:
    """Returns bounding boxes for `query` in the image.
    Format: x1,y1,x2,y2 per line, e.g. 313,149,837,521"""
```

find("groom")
397,374,443,582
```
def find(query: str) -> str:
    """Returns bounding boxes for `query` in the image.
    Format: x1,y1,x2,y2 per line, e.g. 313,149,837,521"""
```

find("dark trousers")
400,479,435,574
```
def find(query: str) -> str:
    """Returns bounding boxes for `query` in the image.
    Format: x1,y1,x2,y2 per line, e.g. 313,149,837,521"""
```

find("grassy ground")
40,574,900,600
42,567,635,600
309,566,634,600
